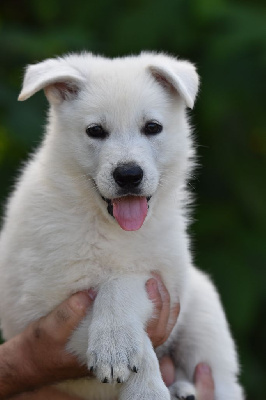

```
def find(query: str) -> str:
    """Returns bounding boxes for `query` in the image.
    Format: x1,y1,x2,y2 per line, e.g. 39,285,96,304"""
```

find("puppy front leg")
86,275,170,399
120,334,170,400
87,275,152,384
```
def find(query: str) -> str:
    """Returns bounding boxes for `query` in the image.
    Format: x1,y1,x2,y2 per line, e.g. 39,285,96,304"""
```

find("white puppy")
0,52,244,400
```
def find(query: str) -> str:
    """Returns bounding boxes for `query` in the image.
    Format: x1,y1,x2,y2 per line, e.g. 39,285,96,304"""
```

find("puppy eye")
86,124,108,139
143,121,163,135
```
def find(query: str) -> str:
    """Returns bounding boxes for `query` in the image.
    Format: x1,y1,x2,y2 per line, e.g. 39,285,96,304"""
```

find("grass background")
0,0,265,398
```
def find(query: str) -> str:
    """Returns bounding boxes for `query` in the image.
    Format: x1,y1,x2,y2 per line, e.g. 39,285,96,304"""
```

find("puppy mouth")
101,195,151,231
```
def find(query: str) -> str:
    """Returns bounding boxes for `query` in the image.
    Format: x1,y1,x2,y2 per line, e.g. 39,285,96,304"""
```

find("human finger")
164,300,180,340
159,356,176,387
42,289,97,342
146,278,163,337
194,363,215,400
153,275,171,333
152,273,180,340
146,275,180,347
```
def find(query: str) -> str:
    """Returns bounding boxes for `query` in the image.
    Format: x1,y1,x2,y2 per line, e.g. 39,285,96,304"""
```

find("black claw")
102,377,109,383
89,366,94,373
132,366,138,373
117,377,121,383
186,396,195,400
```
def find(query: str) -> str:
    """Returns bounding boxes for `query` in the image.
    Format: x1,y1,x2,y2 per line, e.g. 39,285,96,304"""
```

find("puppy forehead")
78,61,171,122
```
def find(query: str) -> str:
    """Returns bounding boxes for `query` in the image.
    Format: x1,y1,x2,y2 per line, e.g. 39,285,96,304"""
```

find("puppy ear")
18,58,85,104
148,57,199,109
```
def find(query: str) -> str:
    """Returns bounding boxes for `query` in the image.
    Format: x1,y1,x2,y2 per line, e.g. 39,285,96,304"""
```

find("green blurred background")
0,0,265,398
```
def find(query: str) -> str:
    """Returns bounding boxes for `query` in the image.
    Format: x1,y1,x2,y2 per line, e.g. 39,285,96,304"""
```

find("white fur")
0,52,244,399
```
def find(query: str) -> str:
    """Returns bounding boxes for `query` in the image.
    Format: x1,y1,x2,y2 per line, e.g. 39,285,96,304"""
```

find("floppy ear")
148,57,199,109
18,58,85,104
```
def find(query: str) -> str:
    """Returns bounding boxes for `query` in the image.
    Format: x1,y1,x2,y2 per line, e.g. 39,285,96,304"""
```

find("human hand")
1,290,96,399
5,275,178,399
159,356,215,400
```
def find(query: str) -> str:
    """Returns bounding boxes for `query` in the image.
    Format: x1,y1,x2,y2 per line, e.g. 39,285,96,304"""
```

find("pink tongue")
112,196,148,231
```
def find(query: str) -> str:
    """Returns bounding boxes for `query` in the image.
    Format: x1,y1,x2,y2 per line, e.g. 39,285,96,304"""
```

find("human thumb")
43,290,97,339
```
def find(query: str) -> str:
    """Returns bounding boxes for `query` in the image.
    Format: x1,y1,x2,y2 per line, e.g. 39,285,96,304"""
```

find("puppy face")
19,53,199,230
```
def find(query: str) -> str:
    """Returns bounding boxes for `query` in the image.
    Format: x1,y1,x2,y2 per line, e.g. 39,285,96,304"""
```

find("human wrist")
0,332,41,398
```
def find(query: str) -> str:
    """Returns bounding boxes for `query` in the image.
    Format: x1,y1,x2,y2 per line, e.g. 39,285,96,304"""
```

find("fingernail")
88,288,97,301
69,291,91,312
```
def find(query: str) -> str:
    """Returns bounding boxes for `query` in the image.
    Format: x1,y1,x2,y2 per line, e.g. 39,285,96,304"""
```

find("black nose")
113,164,143,188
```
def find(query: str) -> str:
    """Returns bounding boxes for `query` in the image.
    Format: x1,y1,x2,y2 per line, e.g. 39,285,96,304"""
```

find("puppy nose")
113,164,143,188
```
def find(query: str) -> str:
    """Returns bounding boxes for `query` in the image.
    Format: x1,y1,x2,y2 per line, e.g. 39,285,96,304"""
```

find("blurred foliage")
0,0,265,398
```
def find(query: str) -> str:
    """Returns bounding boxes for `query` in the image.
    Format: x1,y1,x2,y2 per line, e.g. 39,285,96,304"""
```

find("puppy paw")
87,323,143,384
169,380,196,400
